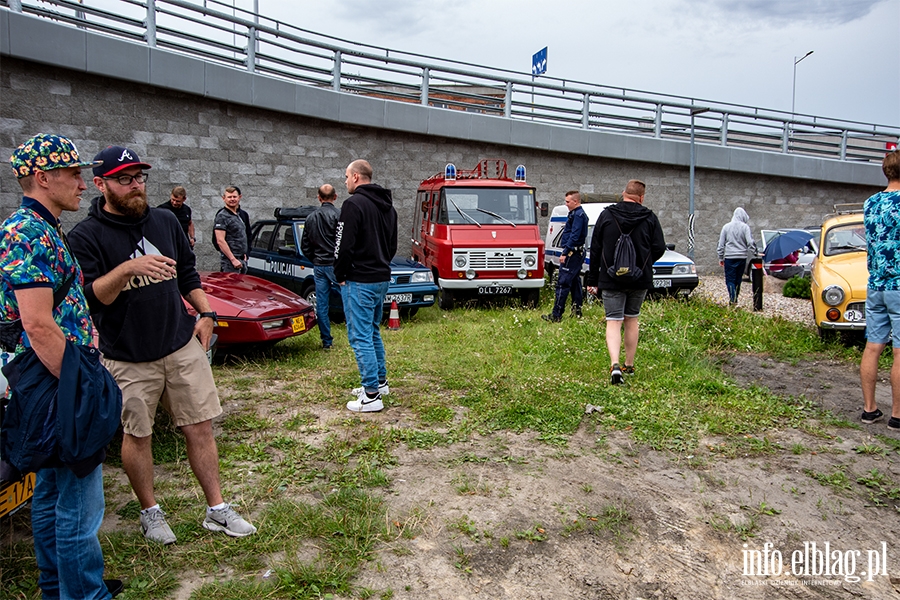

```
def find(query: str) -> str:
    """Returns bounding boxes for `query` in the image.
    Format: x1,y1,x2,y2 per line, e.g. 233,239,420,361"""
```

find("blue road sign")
532,47,547,76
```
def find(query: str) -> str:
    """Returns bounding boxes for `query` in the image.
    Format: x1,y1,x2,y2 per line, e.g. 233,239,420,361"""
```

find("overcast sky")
246,0,899,128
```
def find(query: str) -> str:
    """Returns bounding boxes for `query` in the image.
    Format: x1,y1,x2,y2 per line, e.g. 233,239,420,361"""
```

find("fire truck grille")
468,252,523,269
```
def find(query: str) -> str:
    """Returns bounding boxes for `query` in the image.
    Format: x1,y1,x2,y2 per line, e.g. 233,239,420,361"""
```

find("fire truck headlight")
524,255,536,268
517,269,527,279
466,269,476,280
454,255,467,268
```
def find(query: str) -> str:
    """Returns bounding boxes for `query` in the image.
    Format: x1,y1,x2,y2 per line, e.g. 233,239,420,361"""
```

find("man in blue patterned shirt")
861,149,900,430
0,134,120,598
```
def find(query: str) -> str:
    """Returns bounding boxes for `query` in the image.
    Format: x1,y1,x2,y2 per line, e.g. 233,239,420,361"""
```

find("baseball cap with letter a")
92,146,152,177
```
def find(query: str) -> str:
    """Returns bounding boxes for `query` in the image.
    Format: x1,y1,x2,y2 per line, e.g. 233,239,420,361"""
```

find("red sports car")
185,272,317,351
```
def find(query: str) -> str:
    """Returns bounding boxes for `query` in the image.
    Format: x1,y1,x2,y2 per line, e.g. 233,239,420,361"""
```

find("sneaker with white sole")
140,508,177,545
346,389,384,413
350,381,389,396
202,504,257,538
610,364,624,386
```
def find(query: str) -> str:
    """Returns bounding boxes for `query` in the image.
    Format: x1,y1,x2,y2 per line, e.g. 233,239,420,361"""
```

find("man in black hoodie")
334,160,398,413
67,146,256,545
585,180,666,385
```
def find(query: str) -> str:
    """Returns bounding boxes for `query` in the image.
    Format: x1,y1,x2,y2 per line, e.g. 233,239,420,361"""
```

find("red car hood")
199,272,312,319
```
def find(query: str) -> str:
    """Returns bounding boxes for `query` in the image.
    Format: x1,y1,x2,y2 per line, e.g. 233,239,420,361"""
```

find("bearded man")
67,146,256,545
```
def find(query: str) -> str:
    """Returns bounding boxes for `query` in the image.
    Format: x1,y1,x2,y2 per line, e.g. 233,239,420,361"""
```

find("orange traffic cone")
388,300,401,330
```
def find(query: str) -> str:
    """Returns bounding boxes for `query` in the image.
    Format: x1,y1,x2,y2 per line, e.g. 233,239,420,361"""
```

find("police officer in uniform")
543,190,588,321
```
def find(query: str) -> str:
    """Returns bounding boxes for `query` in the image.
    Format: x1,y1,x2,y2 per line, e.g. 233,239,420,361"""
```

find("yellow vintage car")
810,206,867,340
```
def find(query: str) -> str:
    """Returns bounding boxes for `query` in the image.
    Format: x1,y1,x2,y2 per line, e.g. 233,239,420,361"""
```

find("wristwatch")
199,311,218,323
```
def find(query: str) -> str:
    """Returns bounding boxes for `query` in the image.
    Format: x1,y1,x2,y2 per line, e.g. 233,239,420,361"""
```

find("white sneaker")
202,504,257,537
350,381,389,396
346,389,384,413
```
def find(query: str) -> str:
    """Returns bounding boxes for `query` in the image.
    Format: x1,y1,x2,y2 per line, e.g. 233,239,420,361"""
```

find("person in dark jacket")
543,190,588,322
335,160,398,413
0,133,120,599
585,180,666,385
157,185,194,248
68,146,256,545
300,184,340,349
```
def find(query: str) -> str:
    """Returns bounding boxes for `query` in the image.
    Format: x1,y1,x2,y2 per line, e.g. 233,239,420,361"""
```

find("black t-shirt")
156,200,192,236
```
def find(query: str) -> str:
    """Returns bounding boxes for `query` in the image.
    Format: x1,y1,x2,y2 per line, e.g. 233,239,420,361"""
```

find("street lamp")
791,50,814,118
688,106,709,261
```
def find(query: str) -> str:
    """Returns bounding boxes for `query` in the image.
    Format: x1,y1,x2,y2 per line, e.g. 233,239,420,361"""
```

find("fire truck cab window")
440,188,536,226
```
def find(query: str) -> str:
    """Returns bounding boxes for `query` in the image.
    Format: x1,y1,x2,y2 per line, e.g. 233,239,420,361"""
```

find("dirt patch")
345,355,900,599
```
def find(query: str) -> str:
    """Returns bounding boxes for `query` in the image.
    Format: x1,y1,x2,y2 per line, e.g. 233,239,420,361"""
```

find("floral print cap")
9,133,101,179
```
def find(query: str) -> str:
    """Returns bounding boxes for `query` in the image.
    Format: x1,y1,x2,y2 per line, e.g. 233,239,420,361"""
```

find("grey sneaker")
350,381,389,396
203,504,257,538
140,508,176,545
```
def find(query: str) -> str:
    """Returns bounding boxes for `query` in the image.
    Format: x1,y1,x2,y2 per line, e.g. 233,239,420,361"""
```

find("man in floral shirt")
0,134,120,598
861,149,900,430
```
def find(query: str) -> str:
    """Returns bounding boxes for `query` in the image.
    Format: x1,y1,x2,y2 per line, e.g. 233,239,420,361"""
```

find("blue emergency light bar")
515,165,526,182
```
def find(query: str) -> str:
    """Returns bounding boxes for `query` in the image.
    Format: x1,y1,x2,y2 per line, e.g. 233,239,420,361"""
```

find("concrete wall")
0,56,881,272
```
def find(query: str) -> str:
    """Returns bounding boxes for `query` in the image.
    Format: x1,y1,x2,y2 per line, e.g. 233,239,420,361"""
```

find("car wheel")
301,282,316,310
521,288,540,309
438,287,455,310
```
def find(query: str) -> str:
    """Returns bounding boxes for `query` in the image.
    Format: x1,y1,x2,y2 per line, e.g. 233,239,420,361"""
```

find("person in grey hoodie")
717,207,757,304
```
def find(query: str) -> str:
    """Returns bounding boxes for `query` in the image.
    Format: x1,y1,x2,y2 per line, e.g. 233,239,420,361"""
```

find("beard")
105,187,148,219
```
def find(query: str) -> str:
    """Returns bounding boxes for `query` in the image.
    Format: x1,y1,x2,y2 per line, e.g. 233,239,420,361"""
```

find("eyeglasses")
103,173,148,186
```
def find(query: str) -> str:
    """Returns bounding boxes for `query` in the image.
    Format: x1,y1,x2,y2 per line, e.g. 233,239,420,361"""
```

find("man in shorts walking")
860,149,900,429
585,180,666,385
68,145,256,544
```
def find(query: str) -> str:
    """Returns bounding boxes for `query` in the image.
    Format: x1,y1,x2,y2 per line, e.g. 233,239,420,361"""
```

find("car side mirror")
540,202,549,217
666,243,675,251
421,201,428,213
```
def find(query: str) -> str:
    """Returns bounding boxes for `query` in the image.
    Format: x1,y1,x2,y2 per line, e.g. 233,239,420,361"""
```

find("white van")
544,203,699,296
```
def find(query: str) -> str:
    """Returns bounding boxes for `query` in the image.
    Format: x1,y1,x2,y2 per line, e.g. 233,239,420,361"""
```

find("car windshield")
823,223,866,257
439,187,536,225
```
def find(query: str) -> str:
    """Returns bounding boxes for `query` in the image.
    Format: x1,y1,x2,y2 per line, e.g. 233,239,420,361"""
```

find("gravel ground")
693,274,813,327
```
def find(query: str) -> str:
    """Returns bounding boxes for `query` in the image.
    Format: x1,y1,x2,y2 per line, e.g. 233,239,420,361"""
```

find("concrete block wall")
0,57,880,272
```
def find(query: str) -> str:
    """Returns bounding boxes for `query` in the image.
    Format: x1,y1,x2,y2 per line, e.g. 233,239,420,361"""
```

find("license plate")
0,472,35,518
477,286,513,295
384,293,413,304
653,279,671,289
291,316,306,333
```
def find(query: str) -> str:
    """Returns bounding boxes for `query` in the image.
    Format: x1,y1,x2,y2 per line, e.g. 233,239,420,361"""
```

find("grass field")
1,290,886,599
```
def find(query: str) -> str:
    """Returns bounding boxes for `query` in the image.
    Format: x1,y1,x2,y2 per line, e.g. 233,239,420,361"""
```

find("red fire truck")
411,159,545,309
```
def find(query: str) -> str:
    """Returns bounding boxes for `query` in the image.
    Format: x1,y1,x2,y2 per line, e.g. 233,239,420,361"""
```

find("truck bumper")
439,278,544,289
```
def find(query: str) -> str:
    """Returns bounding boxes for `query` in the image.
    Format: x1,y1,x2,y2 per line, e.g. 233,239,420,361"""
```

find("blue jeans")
551,252,584,318
32,464,110,600
341,280,389,392
723,258,745,304
313,266,339,347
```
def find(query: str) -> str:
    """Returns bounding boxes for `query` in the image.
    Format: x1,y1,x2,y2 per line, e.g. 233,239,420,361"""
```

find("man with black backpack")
585,180,666,385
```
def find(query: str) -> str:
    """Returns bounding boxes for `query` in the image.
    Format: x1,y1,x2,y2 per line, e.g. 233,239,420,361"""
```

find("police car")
247,208,439,318
544,202,698,296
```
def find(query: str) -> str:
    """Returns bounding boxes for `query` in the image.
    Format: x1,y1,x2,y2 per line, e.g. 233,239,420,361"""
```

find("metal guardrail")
4,0,899,164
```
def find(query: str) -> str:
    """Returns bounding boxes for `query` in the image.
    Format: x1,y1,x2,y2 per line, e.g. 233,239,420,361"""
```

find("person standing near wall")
860,149,900,430
717,207,757,305
334,160,398,413
157,186,195,248
543,190,588,322
300,184,340,350
214,186,248,273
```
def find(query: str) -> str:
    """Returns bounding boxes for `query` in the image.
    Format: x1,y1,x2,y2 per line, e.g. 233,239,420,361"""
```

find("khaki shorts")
103,337,222,438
